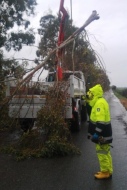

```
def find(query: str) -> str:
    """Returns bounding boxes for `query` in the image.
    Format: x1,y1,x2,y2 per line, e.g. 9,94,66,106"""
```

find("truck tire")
19,118,35,132
71,108,81,132
81,105,87,122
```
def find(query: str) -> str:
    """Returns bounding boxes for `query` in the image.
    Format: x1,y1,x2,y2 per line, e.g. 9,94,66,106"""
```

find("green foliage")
0,0,37,110
0,50,22,77
111,85,116,91
41,135,80,157
113,91,124,99
0,129,45,160
0,51,26,132
121,88,127,98
0,105,12,131
0,50,25,107
5,30,35,51
0,0,37,50
0,83,80,160
37,12,110,90
80,63,110,91
114,87,127,99
37,13,96,70
36,84,80,157
38,15,59,51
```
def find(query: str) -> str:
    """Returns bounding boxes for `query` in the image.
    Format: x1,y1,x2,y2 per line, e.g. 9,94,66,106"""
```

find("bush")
36,83,80,157
122,88,127,98
111,85,116,91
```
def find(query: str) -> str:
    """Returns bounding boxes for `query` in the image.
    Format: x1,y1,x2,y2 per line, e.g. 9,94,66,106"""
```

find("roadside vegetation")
0,85,80,160
112,86,127,110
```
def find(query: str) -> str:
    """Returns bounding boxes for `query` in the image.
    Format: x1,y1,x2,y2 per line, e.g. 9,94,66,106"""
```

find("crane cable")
72,39,76,73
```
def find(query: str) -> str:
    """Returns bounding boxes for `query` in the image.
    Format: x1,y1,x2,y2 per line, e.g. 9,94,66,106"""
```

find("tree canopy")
0,0,37,102
0,0,37,50
36,13,110,90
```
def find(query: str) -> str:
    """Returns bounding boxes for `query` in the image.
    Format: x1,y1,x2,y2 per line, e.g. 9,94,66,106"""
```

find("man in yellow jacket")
87,84,113,179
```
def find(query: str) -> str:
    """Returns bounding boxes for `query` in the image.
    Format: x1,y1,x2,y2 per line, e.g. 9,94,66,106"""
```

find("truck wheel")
81,105,87,122
71,108,81,132
19,119,35,132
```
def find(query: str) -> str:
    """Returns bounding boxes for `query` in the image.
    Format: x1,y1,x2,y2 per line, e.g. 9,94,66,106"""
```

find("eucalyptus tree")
36,14,96,71
0,0,37,50
0,0,37,103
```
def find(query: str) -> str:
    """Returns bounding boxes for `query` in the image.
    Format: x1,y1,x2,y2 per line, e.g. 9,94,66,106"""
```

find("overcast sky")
5,0,127,87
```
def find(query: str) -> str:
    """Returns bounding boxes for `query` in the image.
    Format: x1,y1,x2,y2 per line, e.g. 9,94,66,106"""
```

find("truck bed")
6,72,86,119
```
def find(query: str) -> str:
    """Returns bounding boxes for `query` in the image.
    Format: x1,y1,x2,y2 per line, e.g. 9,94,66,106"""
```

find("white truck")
5,70,87,132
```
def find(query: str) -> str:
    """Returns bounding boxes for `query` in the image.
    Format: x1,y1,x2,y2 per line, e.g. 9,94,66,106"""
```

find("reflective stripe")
96,150,109,154
90,120,111,125
95,127,102,132
90,120,96,124
104,136,112,140
97,121,111,125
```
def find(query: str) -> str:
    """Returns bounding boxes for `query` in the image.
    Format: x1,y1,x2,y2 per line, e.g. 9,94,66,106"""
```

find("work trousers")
96,144,113,174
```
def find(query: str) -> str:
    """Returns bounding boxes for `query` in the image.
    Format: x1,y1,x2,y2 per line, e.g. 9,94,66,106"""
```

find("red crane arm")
56,0,68,81
57,0,68,56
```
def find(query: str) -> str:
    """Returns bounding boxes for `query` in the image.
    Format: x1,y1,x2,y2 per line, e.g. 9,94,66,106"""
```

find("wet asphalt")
0,94,127,190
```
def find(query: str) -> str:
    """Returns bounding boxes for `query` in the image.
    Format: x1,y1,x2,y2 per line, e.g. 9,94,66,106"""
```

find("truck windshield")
47,72,81,82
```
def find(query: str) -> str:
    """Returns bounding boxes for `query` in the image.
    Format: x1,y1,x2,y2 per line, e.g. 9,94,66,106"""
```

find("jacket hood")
88,84,103,107
89,84,103,98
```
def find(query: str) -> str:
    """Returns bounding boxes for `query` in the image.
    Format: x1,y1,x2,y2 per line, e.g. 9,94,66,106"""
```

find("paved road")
0,94,127,190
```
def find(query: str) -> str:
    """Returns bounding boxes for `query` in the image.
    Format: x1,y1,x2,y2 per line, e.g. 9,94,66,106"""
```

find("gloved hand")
98,136,107,144
92,133,99,140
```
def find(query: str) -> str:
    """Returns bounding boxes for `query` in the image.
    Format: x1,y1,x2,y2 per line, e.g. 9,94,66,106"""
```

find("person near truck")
81,91,92,122
86,91,92,121
87,84,113,179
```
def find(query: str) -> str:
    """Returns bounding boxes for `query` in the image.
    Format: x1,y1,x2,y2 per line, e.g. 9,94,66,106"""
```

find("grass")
113,91,127,110
114,91,125,99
